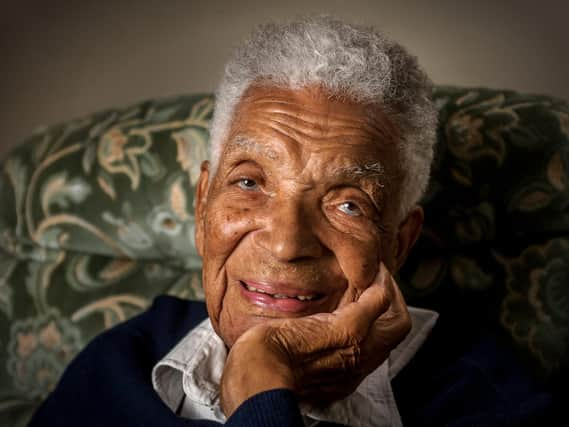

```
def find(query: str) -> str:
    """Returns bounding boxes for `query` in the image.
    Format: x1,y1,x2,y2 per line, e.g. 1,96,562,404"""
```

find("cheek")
332,233,382,295
378,229,399,272
204,203,256,257
202,202,257,321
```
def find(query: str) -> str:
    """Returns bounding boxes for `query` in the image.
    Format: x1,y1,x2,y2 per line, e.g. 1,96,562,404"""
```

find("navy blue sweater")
29,296,555,426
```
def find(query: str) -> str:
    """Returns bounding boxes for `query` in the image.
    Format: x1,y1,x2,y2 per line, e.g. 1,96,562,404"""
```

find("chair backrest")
400,87,569,380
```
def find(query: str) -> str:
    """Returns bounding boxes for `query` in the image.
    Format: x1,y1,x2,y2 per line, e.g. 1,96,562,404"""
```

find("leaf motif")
32,132,53,165
547,151,567,191
97,129,150,190
0,282,14,319
450,163,473,187
189,97,214,122
102,203,152,251
170,177,190,221
82,143,97,174
25,251,66,314
118,105,141,121
4,156,28,234
0,257,18,319
409,257,444,290
434,96,449,111
118,221,153,250
151,105,182,122
173,128,209,186
41,172,67,215
556,111,569,140
455,91,480,106
122,200,133,218
454,202,495,243
99,258,137,281
71,294,149,329
97,170,117,200
66,255,137,291
88,112,117,139
41,172,92,215
139,152,164,180
174,132,192,171
509,186,555,212
450,256,492,290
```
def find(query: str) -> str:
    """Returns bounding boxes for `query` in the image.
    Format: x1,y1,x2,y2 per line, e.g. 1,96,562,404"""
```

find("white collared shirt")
152,307,438,427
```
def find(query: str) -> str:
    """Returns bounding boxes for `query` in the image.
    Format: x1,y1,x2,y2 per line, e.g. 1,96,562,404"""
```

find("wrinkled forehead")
225,134,386,182
218,84,401,183
229,83,400,141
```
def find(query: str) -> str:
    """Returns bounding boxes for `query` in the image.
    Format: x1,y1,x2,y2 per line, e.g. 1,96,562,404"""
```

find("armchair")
0,86,567,426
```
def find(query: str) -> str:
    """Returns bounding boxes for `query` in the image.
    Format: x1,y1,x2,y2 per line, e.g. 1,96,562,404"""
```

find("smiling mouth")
239,280,323,302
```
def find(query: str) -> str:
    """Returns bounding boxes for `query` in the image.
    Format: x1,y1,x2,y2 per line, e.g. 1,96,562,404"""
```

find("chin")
216,316,261,348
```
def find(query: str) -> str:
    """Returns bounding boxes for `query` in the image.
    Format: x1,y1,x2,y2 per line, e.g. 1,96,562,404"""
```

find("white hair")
209,15,437,218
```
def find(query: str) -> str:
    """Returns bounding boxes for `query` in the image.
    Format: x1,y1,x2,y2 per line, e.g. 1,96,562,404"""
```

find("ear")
194,161,210,258
393,206,424,272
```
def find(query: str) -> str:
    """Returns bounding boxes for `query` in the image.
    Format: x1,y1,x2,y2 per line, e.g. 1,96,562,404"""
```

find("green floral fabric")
0,87,567,426
398,87,569,377
0,95,209,425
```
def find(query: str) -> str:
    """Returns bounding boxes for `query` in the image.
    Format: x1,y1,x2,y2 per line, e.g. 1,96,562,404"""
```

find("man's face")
195,85,422,346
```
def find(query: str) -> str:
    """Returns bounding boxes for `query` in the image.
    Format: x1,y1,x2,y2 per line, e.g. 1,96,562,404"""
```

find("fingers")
297,345,362,376
379,267,412,337
329,263,391,341
270,264,393,356
229,262,411,409
385,268,410,319
360,269,412,358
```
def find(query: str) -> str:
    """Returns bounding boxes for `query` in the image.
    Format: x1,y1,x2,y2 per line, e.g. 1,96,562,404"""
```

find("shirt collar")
152,306,438,426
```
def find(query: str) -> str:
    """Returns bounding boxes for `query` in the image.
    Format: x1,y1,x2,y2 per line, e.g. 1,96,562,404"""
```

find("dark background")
1,0,568,157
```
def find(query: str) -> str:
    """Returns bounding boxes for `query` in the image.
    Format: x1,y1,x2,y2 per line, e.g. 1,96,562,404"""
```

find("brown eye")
337,201,362,217
237,178,259,191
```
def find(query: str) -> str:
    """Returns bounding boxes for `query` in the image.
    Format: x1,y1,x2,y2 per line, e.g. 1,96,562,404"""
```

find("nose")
253,198,324,262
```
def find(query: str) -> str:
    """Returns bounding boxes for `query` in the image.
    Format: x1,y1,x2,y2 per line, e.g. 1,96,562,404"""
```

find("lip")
239,279,326,313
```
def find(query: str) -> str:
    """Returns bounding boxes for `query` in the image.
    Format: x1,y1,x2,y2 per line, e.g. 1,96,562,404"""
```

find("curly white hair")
209,16,437,218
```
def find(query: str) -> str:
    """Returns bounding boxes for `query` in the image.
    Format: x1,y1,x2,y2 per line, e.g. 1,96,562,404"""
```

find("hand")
219,263,412,416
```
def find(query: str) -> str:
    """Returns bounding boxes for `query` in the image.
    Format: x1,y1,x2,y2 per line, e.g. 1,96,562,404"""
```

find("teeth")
246,285,267,294
243,283,317,301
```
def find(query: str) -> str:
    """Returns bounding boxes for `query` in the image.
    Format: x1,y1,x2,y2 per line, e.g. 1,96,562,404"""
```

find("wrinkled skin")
194,84,423,415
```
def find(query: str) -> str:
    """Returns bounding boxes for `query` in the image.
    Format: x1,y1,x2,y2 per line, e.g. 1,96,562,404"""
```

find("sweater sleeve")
226,390,304,427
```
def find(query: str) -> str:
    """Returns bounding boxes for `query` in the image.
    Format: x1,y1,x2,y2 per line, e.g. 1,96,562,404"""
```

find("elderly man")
29,16,553,427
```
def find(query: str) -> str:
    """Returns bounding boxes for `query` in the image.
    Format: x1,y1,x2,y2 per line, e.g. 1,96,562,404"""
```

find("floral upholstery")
0,87,567,426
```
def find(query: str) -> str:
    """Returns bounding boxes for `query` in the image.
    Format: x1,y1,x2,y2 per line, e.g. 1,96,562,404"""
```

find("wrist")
220,337,295,416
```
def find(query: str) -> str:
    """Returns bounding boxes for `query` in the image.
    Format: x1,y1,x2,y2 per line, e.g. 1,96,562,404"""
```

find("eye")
237,178,259,191
337,201,362,217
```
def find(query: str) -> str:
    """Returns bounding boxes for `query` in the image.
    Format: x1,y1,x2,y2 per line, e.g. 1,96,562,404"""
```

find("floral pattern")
498,239,569,373
7,309,83,398
0,88,567,426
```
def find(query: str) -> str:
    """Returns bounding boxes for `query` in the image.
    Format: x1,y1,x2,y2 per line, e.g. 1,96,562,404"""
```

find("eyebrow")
332,162,385,187
338,162,384,178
